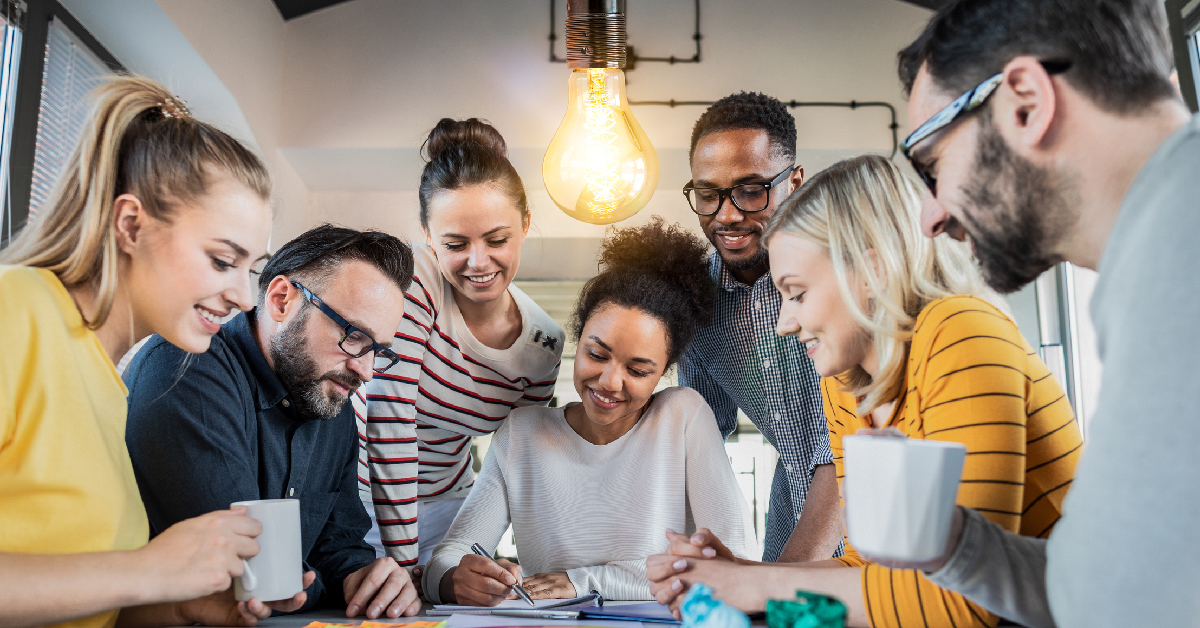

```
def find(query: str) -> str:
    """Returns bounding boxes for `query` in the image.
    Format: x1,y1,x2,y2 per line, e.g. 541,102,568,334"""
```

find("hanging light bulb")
543,0,658,225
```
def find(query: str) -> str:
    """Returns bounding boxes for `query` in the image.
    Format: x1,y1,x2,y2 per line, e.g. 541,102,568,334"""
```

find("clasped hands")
646,528,758,619
646,513,966,621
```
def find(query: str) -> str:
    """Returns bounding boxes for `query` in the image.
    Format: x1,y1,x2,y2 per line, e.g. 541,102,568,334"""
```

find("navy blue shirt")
124,311,374,610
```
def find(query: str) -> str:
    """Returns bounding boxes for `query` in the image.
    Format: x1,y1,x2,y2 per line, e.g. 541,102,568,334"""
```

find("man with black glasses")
124,225,421,619
677,92,843,563
873,1,1198,627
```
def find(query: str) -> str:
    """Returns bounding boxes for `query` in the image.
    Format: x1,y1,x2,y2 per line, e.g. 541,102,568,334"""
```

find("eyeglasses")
682,165,796,216
289,280,401,373
901,60,1071,196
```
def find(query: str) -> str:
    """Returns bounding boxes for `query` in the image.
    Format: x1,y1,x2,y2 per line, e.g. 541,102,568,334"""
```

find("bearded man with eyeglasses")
675,92,844,565
123,224,423,619
875,1,1198,627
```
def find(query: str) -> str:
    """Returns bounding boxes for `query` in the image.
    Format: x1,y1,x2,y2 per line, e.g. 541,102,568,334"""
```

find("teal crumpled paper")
681,583,751,628
765,590,846,628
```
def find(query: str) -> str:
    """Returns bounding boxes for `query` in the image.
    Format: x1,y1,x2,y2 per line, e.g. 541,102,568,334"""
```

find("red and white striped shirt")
353,244,563,566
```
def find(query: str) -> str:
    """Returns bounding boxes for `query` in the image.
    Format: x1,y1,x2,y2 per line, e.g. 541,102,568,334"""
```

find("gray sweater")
926,115,1200,628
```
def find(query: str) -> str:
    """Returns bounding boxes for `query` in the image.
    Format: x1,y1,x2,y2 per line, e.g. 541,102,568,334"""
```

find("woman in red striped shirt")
355,118,564,574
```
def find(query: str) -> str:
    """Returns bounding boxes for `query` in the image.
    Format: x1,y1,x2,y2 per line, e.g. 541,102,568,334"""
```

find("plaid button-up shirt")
678,252,837,561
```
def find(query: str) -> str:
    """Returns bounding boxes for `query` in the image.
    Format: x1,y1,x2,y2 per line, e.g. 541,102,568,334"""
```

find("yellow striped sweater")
826,296,1083,628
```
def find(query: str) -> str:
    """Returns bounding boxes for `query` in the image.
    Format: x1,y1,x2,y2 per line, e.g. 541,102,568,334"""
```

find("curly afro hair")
688,92,796,164
570,217,716,367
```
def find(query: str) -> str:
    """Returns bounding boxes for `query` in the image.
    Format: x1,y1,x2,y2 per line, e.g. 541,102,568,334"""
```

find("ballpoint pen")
491,610,578,620
470,542,535,607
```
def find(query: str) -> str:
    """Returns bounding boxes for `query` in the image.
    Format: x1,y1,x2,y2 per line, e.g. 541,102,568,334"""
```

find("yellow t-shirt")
0,266,149,628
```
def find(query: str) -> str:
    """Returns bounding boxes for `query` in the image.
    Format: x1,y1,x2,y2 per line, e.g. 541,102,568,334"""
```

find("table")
241,600,776,628
246,602,662,628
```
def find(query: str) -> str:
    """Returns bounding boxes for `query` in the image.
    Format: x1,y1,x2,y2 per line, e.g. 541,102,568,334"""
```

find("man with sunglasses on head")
123,224,422,619
676,92,844,564
869,1,1199,627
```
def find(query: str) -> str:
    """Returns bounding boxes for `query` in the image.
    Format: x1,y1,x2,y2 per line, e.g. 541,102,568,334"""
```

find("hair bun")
423,118,508,162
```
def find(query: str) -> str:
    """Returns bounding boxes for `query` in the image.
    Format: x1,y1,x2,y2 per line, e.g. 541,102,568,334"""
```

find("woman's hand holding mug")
134,506,263,602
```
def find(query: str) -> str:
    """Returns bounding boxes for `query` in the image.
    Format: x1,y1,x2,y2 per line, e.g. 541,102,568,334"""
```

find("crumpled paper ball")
765,590,847,628
681,583,751,628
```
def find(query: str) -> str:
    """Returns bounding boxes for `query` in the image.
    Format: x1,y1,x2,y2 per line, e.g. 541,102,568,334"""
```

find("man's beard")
708,228,767,272
724,245,767,272
270,306,362,420
959,118,1076,294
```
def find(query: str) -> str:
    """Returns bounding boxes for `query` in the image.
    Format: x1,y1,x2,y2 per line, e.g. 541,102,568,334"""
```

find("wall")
57,0,313,248
57,0,255,145
59,0,1100,434
61,0,933,274
271,0,933,275
153,0,314,245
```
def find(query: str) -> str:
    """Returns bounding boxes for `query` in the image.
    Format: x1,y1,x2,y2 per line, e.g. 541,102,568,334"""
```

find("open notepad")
428,592,603,616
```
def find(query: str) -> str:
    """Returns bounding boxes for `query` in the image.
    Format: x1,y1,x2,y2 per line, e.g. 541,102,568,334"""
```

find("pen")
491,610,578,620
470,542,535,607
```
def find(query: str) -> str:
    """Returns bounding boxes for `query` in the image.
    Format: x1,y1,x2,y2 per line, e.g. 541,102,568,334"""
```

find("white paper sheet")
434,599,584,612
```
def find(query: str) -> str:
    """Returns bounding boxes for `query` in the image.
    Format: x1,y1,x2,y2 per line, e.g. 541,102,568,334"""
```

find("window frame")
1167,0,1200,113
0,0,122,246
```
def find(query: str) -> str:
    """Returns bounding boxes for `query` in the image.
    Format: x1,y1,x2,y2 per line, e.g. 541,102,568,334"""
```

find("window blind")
28,17,110,217
0,3,22,244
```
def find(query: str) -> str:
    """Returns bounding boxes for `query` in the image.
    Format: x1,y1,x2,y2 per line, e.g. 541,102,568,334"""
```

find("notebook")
578,602,680,624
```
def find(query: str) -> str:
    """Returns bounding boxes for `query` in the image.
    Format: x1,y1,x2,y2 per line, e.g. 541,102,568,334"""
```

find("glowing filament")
583,68,620,217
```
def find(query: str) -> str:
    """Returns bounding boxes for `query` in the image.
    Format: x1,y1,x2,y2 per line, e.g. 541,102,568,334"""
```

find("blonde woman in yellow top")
0,77,313,628
647,155,1083,628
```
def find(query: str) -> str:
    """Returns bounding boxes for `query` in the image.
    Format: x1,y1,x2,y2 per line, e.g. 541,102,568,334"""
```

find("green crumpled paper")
765,590,847,628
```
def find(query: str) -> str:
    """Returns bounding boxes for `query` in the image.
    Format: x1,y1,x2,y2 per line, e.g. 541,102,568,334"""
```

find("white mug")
231,499,304,602
842,435,967,561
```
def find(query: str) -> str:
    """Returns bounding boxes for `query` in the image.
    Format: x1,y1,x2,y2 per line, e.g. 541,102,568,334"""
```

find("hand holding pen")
445,542,534,607
471,543,534,606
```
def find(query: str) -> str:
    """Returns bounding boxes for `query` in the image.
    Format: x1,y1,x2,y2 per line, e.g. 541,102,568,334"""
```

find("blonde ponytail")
0,74,271,329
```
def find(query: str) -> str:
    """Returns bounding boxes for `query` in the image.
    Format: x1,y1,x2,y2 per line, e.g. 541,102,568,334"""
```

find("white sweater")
424,386,757,602
353,244,564,566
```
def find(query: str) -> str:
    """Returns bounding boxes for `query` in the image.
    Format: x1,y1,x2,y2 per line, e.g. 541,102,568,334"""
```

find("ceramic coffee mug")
231,499,304,602
842,435,967,561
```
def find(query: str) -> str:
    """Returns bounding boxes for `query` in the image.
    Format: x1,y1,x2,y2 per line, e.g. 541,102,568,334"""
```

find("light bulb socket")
566,0,626,69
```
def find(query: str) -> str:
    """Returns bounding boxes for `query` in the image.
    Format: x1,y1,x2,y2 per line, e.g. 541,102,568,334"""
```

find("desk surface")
251,602,672,628
248,605,777,628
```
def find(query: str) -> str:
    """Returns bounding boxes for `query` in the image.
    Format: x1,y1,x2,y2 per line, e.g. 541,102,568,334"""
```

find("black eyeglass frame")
682,165,797,216
901,60,1071,196
289,280,401,373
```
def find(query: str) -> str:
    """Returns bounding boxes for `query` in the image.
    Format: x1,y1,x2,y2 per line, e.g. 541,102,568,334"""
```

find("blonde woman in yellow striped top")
646,155,1082,628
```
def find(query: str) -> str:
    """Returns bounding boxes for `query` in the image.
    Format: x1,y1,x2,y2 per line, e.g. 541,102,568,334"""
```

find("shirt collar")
223,310,291,411
712,251,775,293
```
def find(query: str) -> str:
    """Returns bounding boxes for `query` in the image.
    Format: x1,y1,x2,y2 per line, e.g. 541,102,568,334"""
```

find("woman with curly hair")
422,217,758,605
